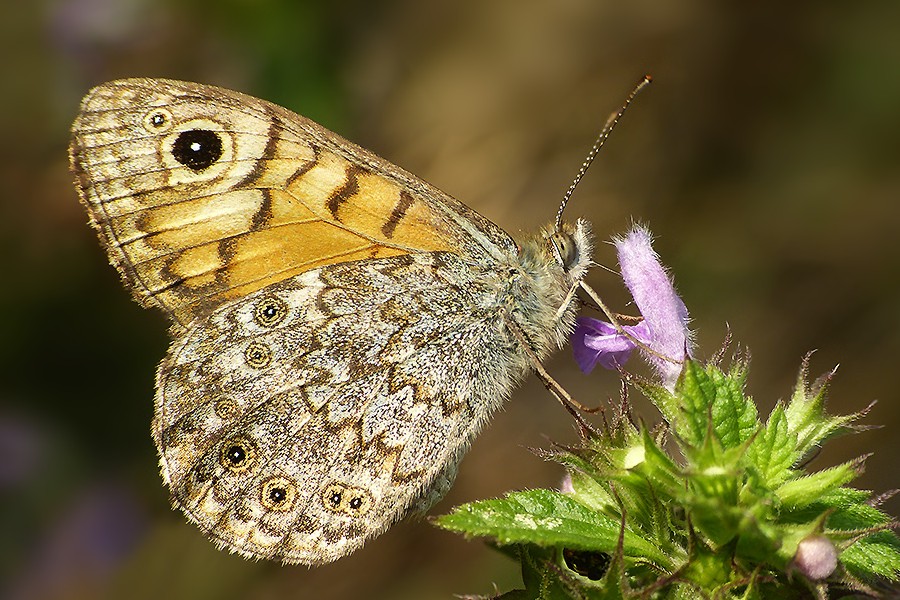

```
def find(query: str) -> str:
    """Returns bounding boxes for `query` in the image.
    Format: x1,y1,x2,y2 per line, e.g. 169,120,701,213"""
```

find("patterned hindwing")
152,252,521,564
69,78,516,328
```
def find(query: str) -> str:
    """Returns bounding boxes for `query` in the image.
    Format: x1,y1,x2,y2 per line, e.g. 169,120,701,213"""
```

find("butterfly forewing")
69,78,513,327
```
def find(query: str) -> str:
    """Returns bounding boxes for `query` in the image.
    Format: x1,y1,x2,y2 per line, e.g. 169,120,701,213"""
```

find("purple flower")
572,225,691,389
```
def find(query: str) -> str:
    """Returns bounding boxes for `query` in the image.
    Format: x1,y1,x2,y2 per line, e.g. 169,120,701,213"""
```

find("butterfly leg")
502,314,601,432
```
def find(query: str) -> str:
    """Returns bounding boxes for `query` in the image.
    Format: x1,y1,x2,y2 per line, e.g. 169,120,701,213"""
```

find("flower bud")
793,535,837,580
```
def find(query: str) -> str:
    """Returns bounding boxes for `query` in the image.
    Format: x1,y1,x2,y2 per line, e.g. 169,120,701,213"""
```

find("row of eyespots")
242,296,288,369
212,297,291,508
218,438,296,511
322,483,372,516
217,440,374,518
241,295,288,370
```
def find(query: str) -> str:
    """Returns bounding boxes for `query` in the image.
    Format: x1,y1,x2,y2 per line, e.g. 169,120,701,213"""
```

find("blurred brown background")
2,1,898,599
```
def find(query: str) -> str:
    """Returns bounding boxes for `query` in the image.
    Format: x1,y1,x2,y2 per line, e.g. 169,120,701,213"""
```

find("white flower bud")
793,535,837,580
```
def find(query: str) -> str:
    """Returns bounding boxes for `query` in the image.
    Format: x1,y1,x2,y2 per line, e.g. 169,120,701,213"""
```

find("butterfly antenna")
554,75,652,230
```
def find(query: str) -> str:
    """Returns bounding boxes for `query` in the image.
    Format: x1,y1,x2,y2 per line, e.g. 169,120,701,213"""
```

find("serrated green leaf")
675,359,717,445
677,360,758,450
716,361,758,448
827,502,894,532
745,405,797,488
436,490,672,568
840,531,900,582
777,488,894,535
775,462,858,509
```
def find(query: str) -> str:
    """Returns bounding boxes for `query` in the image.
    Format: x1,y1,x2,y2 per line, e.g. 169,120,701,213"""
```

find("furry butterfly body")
70,78,592,564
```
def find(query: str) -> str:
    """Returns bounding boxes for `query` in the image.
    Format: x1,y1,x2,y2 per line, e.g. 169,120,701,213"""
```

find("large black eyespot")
562,548,611,580
224,445,245,464
171,129,223,171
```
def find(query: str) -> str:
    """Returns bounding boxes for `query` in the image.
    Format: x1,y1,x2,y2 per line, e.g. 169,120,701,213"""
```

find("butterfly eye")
254,297,288,327
244,342,273,368
551,231,578,269
220,437,256,473
260,477,296,511
171,128,223,171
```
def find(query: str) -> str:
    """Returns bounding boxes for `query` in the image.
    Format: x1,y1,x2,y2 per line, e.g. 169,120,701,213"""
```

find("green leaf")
677,360,758,449
435,489,672,568
783,359,861,457
840,531,900,582
568,470,616,512
678,547,735,592
784,488,891,531
632,427,682,495
745,405,797,488
775,461,859,509
634,376,680,428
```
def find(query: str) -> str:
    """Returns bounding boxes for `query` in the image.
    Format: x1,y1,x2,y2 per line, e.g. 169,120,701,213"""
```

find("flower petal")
572,317,651,373
615,225,692,388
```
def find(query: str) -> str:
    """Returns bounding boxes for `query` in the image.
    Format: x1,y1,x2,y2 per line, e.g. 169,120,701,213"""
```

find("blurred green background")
2,1,899,598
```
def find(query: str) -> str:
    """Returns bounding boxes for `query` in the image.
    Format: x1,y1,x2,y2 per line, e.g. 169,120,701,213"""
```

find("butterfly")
69,78,595,565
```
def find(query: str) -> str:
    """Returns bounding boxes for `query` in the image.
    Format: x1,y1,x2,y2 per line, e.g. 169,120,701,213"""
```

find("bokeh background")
3,1,899,598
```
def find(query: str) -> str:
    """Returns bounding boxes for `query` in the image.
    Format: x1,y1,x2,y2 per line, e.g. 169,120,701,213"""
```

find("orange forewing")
70,80,459,327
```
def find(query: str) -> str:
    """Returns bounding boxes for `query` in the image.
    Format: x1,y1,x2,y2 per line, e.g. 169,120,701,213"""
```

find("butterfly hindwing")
154,252,515,563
